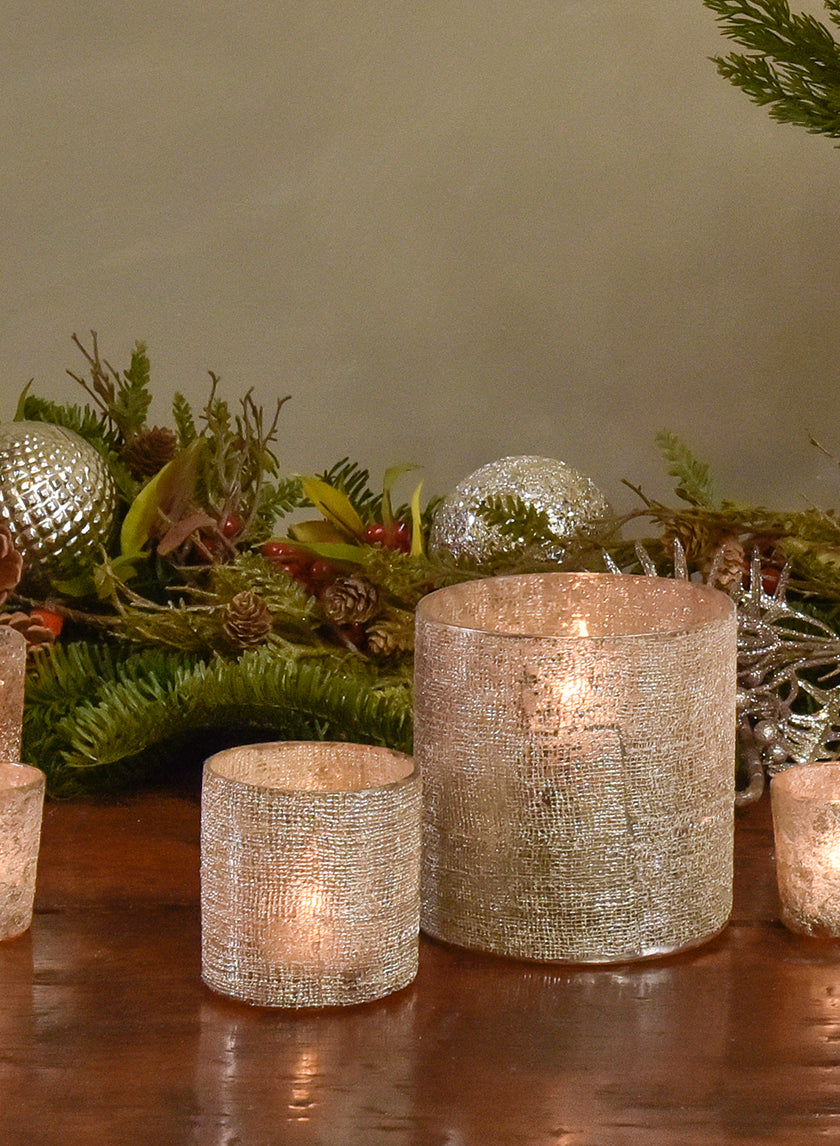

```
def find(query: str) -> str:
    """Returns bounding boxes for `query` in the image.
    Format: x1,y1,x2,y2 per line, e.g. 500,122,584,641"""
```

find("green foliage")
253,476,306,536
319,458,383,522
25,640,413,797
110,341,152,438
478,493,565,552
655,430,716,507
704,0,840,138
171,391,197,447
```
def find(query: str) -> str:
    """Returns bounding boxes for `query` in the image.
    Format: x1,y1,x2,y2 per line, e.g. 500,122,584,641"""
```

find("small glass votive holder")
201,741,421,1007
0,762,46,942
0,628,27,762
771,762,840,936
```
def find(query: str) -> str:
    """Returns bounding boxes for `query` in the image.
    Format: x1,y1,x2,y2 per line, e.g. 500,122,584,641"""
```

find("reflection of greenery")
704,0,840,140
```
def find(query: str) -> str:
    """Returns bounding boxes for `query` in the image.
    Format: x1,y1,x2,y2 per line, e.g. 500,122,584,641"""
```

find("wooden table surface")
4,790,840,1145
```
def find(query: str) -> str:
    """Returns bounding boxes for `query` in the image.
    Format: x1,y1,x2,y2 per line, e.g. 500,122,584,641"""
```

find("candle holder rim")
0,627,27,650
203,740,418,795
416,571,735,640
770,761,840,803
0,761,46,793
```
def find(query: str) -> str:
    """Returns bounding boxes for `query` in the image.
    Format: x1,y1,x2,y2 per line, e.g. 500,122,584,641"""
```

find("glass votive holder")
0,762,46,941
771,762,840,937
0,628,27,762
415,572,738,963
201,741,421,1007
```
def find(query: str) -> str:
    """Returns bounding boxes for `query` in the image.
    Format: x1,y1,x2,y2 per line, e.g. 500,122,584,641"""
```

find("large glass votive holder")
415,572,738,963
201,741,421,1007
0,762,46,942
771,762,840,937
0,628,27,762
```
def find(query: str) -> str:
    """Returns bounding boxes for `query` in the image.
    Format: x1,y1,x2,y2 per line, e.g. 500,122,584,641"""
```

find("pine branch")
477,493,563,550
29,644,413,797
704,0,840,138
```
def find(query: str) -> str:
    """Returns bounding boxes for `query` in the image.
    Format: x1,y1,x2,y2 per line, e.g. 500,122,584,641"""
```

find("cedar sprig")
704,0,840,138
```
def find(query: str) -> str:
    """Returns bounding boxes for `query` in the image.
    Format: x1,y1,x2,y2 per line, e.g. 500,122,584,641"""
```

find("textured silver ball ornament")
429,455,610,566
0,421,118,585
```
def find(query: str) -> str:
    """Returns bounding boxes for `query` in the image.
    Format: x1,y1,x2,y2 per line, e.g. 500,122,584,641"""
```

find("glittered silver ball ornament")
429,455,610,566
0,421,117,585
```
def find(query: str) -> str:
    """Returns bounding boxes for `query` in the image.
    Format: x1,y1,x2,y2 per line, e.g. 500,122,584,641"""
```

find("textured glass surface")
201,742,421,1007
0,762,45,942
0,628,26,763
771,762,840,936
415,572,738,963
0,421,117,582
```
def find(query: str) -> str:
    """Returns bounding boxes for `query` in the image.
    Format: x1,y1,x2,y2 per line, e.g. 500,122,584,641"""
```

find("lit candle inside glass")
260,876,337,968
771,762,840,937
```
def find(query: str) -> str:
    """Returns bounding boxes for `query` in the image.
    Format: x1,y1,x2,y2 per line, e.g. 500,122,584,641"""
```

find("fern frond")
171,392,197,447
109,341,152,436
655,430,716,507
254,477,306,534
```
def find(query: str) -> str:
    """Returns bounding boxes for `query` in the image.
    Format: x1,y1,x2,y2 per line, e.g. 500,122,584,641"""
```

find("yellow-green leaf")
299,542,367,564
120,439,204,557
299,477,364,539
410,481,424,557
288,519,350,545
381,464,418,526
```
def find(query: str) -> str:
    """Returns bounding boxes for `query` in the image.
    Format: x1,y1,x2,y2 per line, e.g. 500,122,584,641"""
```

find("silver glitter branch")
624,543,840,805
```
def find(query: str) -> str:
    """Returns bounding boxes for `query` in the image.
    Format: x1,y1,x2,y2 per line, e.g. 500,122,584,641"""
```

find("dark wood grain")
3,794,840,1145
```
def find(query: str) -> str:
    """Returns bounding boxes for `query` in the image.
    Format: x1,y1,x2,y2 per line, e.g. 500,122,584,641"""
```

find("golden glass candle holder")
0,628,26,762
201,741,421,1007
415,572,738,963
771,762,840,937
0,762,46,942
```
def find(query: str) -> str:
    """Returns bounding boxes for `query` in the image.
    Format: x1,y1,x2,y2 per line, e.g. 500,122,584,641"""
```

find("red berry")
263,540,302,563
220,512,244,539
30,609,63,638
308,559,335,585
363,523,388,546
390,520,412,553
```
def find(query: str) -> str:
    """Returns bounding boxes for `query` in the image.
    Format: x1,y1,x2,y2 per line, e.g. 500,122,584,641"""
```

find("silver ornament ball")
0,421,117,585
429,455,610,566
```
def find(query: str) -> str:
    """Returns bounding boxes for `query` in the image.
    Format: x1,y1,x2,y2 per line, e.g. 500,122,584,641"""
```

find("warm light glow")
261,877,336,966
574,616,589,638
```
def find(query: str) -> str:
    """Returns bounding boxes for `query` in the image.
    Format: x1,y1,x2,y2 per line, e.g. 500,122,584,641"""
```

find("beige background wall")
3,1,839,516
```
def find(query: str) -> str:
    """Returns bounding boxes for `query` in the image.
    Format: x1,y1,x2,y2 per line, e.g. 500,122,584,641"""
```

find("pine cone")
0,523,23,606
703,537,746,595
121,427,178,480
0,611,56,654
320,575,381,624
223,592,273,649
661,518,723,568
366,613,415,658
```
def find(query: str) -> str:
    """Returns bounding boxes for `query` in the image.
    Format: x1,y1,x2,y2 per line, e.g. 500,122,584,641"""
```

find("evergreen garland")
26,642,412,798
703,0,840,139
